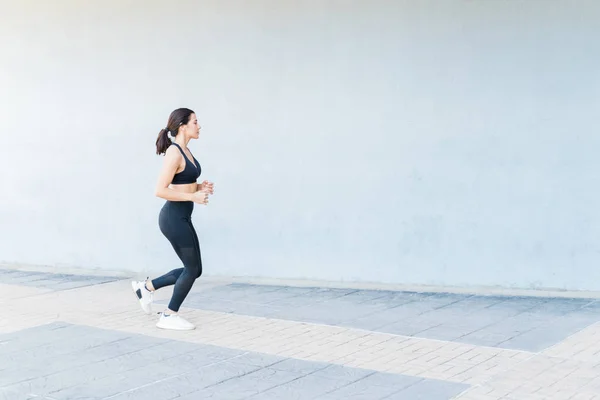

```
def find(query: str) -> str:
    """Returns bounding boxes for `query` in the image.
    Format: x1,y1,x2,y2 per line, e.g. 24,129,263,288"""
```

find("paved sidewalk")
2,267,600,399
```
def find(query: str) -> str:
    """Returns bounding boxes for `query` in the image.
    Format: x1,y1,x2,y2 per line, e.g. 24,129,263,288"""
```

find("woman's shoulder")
164,144,184,160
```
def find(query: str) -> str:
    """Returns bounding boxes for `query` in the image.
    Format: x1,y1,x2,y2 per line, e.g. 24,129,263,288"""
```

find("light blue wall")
0,0,599,290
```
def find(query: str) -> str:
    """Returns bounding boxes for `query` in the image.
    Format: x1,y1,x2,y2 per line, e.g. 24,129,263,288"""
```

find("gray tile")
0,322,473,400
416,325,477,341
0,323,109,358
495,312,600,351
377,311,453,336
229,351,285,368
343,306,427,331
222,302,283,317
196,284,283,302
0,270,48,283
532,298,595,314
190,360,264,384
331,289,398,304
384,378,469,399
316,373,423,400
182,297,239,313
0,268,122,291
47,364,184,399
1,339,198,397
449,312,512,329
581,300,600,312
48,357,262,399
413,293,471,311
184,367,306,400
360,371,424,388
312,364,376,383
455,330,517,348
268,358,330,374
161,283,600,352
361,291,433,307
486,297,549,312
246,373,352,400
315,384,400,400
98,378,200,400
0,329,138,374
160,347,245,370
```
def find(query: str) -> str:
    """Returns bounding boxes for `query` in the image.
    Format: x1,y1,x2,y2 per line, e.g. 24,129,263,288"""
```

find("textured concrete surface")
157,283,600,352
3,267,600,399
0,268,121,291
0,323,466,400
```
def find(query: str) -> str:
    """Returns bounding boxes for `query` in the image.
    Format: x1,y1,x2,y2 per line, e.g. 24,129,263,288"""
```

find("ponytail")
155,128,172,155
156,108,194,155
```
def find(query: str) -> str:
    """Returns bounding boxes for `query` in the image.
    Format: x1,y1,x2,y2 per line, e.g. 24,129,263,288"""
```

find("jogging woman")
132,107,214,331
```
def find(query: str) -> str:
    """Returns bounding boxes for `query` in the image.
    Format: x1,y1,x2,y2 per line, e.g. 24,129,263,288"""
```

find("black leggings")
151,201,202,312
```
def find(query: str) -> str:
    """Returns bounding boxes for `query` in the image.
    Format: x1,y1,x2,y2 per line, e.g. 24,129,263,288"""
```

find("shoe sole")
131,281,151,315
156,322,196,331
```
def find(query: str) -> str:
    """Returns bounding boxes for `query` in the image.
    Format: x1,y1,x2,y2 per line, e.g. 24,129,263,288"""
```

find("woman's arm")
154,146,193,202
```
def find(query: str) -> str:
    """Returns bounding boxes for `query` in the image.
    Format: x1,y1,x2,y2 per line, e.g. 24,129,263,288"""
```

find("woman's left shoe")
131,280,153,315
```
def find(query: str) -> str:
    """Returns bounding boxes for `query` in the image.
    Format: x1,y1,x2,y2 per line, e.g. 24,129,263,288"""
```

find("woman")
132,107,214,331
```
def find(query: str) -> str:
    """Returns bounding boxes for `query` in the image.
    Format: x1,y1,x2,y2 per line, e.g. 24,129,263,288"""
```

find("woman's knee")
184,262,202,279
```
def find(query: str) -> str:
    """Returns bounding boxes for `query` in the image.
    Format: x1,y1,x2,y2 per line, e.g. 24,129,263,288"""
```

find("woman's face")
183,113,200,139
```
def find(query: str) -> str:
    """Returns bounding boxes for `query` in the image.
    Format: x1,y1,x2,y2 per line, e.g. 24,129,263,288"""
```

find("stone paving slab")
0,283,52,303
0,322,468,400
158,283,600,351
0,268,122,291
5,269,600,399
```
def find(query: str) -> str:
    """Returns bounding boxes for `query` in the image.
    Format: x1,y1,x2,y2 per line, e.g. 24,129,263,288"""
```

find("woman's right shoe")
131,280,153,315
156,313,195,330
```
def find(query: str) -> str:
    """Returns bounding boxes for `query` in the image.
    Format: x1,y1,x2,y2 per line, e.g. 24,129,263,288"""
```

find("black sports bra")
170,143,201,185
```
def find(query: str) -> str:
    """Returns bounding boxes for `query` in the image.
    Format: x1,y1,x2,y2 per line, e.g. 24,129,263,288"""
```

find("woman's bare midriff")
169,183,197,193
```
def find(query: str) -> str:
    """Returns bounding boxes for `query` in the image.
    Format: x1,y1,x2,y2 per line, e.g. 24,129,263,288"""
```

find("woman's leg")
154,216,202,331
164,219,202,312
150,268,183,290
133,205,183,304
134,202,202,329
150,201,199,297
151,221,202,290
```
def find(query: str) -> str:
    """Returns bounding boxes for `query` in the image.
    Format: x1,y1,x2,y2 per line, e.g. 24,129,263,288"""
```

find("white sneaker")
156,313,195,331
131,280,153,315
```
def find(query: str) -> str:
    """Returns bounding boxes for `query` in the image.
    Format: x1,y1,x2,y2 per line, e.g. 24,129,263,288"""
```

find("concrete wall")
1,0,599,290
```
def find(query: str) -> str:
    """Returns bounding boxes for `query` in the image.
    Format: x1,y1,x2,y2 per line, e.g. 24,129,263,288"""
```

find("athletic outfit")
132,142,203,330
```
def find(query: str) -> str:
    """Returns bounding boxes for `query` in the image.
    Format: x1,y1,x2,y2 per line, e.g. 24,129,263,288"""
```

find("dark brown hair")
155,108,195,155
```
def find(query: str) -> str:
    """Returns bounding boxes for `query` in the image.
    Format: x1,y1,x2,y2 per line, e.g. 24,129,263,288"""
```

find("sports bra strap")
171,142,186,156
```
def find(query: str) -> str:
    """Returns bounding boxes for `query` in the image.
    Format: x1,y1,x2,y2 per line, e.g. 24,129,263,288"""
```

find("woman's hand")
191,190,209,205
198,180,215,195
